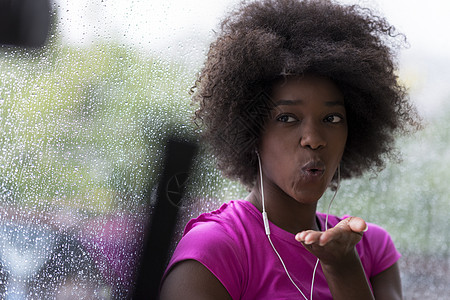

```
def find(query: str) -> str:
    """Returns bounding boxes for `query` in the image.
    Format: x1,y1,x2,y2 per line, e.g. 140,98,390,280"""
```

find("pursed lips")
301,160,326,177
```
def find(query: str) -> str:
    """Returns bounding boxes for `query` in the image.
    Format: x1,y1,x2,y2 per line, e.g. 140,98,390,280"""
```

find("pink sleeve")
162,222,245,300
364,222,402,277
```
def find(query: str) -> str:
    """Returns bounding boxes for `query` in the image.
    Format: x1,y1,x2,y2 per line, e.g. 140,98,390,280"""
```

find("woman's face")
259,75,348,204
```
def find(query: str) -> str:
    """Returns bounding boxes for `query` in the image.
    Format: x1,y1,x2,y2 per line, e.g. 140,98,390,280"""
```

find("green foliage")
0,41,196,213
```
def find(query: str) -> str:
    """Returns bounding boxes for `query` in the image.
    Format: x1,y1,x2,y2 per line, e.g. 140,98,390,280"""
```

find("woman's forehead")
270,75,344,103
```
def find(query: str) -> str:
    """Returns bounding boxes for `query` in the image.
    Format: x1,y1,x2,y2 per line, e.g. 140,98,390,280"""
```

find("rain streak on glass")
0,0,449,299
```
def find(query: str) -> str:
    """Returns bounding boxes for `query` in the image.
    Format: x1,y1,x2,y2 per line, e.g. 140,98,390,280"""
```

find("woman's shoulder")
172,199,262,261
184,199,262,236
163,200,258,298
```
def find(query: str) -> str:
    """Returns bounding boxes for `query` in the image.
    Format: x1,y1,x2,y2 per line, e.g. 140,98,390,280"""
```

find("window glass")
0,0,448,298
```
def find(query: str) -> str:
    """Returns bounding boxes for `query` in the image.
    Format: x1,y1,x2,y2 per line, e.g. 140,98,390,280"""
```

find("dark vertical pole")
132,138,198,299
0,0,51,47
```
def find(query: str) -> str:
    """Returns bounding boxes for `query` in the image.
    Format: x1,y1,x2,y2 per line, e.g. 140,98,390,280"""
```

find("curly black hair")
192,0,420,189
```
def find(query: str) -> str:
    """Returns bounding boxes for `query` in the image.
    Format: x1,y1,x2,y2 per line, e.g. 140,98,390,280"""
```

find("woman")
160,0,420,299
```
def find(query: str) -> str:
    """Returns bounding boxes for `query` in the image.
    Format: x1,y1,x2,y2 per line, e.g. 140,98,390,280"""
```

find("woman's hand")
295,217,375,299
295,216,367,266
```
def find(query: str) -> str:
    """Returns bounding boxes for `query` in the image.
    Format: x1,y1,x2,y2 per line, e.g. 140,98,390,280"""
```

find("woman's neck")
246,184,320,234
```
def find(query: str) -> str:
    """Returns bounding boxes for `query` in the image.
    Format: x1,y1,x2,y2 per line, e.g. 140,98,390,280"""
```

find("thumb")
347,216,368,233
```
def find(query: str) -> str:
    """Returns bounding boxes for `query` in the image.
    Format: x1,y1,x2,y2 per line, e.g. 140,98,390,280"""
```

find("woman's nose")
299,120,326,150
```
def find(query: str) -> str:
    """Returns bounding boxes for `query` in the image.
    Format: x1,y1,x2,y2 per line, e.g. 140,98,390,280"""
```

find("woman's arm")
371,262,402,299
160,259,232,300
321,259,402,300
320,247,375,299
296,216,375,300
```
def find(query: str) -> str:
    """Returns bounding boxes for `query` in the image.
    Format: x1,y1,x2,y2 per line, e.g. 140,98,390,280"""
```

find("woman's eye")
324,115,343,123
277,115,297,123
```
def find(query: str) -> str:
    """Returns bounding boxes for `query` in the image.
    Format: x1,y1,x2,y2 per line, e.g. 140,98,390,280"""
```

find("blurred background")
0,0,449,298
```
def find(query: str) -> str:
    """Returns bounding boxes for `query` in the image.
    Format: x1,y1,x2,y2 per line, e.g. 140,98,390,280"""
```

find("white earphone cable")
257,152,340,300
258,152,309,300
310,165,340,299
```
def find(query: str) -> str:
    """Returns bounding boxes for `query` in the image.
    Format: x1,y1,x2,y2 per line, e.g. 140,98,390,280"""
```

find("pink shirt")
164,200,401,299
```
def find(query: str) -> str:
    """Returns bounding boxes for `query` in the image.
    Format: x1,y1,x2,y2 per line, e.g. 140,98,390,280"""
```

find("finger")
348,216,368,233
295,230,321,244
335,217,368,234
295,231,308,242
318,230,337,246
303,231,323,245
319,217,367,246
